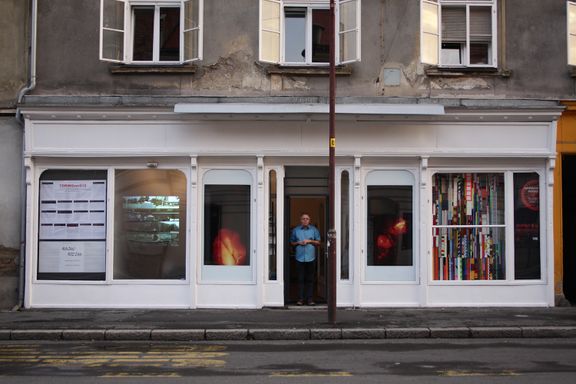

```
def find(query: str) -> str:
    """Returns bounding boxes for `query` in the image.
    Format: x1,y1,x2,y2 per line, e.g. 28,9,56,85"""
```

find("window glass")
38,170,107,281
159,7,181,61
268,170,277,280
132,7,155,61
432,173,505,281
311,9,329,62
285,7,306,62
204,185,251,266
114,169,187,280
513,173,541,280
340,171,350,279
367,186,413,267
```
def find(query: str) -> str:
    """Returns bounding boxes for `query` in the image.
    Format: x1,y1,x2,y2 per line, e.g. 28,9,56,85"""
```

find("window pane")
367,186,413,266
312,9,329,62
262,30,280,62
432,173,504,226
103,0,124,30
285,7,306,62
340,0,357,32
184,29,199,61
102,29,124,61
433,227,505,280
159,7,180,61
514,173,541,280
340,171,350,279
132,7,154,61
470,43,489,65
422,33,439,65
442,6,466,42
204,185,250,266
114,170,187,280
38,170,107,281
422,1,439,35
184,0,199,30
469,6,492,42
262,0,280,31
340,30,357,63
268,171,277,280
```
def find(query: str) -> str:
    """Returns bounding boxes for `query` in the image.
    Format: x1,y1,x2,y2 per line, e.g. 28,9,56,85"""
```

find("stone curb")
0,326,575,341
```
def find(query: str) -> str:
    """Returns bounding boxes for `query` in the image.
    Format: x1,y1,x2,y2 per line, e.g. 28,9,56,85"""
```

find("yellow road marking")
102,373,182,378
270,371,352,377
440,370,520,377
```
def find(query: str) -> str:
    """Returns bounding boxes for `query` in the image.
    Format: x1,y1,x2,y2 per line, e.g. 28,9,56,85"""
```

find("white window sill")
109,64,197,74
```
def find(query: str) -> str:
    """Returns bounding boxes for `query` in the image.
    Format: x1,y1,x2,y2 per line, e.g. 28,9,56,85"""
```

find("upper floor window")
568,1,576,65
100,0,202,64
259,0,361,65
421,0,497,68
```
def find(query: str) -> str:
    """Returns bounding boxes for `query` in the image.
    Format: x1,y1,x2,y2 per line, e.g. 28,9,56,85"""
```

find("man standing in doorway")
290,213,321,306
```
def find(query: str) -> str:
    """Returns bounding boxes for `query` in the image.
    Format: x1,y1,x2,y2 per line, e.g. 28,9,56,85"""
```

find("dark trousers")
296,260,316,301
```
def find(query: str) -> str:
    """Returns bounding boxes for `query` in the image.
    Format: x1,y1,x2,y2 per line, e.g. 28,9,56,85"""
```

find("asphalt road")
0,339,575,383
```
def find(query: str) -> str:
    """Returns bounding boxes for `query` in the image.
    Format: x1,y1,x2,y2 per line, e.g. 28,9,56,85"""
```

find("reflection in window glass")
367,186,413,266
268,171,277,280
514,173,541,280
132,7,154,61
204,185,251,266
340,171,350,279
159,7,181,61
311,9,329,62
284,7,306,62
114,169,186,280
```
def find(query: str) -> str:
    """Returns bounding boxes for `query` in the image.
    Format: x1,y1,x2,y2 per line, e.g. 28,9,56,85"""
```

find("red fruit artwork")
212,228,247,265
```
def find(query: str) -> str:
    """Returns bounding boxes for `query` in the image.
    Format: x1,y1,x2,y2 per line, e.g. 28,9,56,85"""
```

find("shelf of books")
432,173,505,281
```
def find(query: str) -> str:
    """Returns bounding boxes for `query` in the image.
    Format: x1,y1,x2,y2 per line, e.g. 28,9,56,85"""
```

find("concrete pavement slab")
521,326,576,338
206,329,248,340
386,328,431,339
105,329,151,340
311,328,342,340
249,329,310,340
341,328,386,339
470,327,523,338
11,329,62,340
430,327,471,338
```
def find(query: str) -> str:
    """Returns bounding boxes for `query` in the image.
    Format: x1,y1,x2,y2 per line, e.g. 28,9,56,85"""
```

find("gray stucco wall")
31,0,575,100
0,0,28,108
0,117,22,309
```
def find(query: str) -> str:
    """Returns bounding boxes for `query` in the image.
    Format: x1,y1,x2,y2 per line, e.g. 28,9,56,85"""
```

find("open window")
569,1,576,65
100,0,202,64
259,0,361,65
421,0,497,68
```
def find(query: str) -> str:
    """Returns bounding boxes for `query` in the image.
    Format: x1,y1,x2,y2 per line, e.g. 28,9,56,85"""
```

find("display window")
37,170,108,281
365,170,415,281
113,169,187,280
432,172,542,282
201,170,253,282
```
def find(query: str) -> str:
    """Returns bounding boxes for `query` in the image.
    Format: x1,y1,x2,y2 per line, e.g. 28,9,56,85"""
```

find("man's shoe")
307,300,316,306
296,300,304,306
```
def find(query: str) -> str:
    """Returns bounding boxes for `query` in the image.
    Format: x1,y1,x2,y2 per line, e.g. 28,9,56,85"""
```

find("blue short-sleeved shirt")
290,225,321,262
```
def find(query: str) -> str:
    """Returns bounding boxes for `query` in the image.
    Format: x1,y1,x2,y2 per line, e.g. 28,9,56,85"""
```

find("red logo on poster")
520,179,539,212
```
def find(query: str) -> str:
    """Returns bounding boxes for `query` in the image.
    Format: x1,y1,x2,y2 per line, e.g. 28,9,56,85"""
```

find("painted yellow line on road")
440,370,520,377
101,373,182,378
270,371,353,377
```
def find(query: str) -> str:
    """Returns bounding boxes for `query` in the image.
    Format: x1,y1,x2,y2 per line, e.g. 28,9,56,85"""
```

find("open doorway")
563,155,576,303
284,166,329,306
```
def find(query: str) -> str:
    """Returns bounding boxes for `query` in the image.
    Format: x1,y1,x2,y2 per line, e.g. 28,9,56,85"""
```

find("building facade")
14,0,575,308
0,0,28,309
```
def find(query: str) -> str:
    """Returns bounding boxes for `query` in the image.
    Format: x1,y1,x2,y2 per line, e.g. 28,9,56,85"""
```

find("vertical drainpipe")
15,0,38,309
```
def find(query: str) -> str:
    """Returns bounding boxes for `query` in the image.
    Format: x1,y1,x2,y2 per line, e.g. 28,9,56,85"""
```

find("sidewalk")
1,306,576,341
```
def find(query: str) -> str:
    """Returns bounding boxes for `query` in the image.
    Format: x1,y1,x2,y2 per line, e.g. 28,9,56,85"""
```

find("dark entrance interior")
563,155,576,303
284,166,329,305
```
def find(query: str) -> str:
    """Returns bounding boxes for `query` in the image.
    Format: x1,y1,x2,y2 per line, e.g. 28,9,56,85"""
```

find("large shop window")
432,172,542,281
38,170,108,281
202,170,253,282
114,169,187,280
259,0,361,65
420,0,497,68
100,0,203,64
366,171,415,281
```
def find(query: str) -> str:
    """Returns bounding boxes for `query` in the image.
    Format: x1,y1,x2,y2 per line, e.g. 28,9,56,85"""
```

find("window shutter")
569,1,576,65
100,0,126,62
421,0,439,65
339,0,361,64
182,0,202,62
441,6,465,42
469,6,491,42
260,0,282,63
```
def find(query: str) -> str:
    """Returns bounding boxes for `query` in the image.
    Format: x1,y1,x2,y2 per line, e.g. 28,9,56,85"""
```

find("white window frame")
568,1,576,66
100,0,203,64
420,0,497,68
259,0,361,65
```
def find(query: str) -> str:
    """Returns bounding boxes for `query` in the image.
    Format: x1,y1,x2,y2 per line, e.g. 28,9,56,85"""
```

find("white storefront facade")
21,102,560,308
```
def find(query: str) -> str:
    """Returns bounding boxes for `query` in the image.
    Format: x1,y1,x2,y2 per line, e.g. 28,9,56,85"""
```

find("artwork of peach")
212,228,247,265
